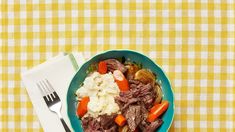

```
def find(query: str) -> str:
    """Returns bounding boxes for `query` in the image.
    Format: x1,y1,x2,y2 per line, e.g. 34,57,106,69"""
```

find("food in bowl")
75,58,169,132
76,72,120,117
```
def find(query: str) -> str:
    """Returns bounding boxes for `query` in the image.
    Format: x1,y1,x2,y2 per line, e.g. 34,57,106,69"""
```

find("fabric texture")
0,0,234,131
21,53,84,132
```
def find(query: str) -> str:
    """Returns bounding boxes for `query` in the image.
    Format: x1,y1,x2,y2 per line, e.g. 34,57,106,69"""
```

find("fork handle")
60,118,71,132
56,112,71,132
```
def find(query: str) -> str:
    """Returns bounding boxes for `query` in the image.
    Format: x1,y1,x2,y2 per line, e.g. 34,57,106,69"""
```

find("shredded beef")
128,79,141,87
125,105,141,131
122,98,139,111
115,79,159,132
104,125,117,132
104,59,127,73
139,103,149,120
99,114,117,130
116,80,156,110
82,116,102,132
81,114,118,132
143,119,163,132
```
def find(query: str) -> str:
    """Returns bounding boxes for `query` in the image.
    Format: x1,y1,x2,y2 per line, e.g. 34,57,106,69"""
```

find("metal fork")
37,79,71,132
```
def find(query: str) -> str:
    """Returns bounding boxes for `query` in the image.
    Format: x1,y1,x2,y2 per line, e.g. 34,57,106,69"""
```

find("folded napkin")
21,53,85,132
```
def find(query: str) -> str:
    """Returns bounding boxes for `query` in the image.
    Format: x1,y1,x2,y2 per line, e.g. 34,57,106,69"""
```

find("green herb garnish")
132,61,142,69
87,63,98,73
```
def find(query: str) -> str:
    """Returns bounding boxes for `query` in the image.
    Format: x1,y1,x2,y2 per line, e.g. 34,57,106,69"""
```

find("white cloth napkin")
21,52,85,132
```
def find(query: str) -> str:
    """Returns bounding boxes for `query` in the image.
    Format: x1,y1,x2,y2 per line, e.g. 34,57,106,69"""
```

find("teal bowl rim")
66,49,175,131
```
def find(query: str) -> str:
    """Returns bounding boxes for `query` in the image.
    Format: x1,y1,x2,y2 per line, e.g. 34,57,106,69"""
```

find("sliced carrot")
113,70,129,91
115,79,129,91
77,96,90,118
98,61,107,74
147,113,157,123
115,114,126,126
150,103,161,113
147,101,169,122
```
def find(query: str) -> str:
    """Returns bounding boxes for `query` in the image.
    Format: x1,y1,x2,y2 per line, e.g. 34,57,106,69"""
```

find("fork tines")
36,79,60,104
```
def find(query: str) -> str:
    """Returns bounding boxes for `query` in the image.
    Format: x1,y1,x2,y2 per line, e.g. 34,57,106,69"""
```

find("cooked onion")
134,69,155,86
154,84,163,104
118,125,129,132
125,63,140,80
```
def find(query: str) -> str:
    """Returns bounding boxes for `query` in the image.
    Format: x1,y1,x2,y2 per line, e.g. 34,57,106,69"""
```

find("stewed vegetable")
134,69,156,86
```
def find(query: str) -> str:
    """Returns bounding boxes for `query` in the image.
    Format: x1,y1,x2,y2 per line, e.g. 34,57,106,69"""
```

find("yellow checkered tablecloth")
0,0,234,131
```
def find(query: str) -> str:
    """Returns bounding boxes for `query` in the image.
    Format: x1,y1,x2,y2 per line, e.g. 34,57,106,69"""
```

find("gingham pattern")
0,0,234,131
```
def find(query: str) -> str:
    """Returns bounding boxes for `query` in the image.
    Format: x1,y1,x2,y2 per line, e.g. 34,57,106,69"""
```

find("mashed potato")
76,72,120,117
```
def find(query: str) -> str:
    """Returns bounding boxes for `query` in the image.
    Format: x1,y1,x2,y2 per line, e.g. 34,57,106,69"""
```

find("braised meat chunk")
139,119,163,132
82,114,118,132
115,79,160,131
125,105,141,131
104,59,127,73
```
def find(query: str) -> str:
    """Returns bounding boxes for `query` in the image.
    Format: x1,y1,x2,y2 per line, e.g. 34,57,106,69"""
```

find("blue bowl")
67,50,174,132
